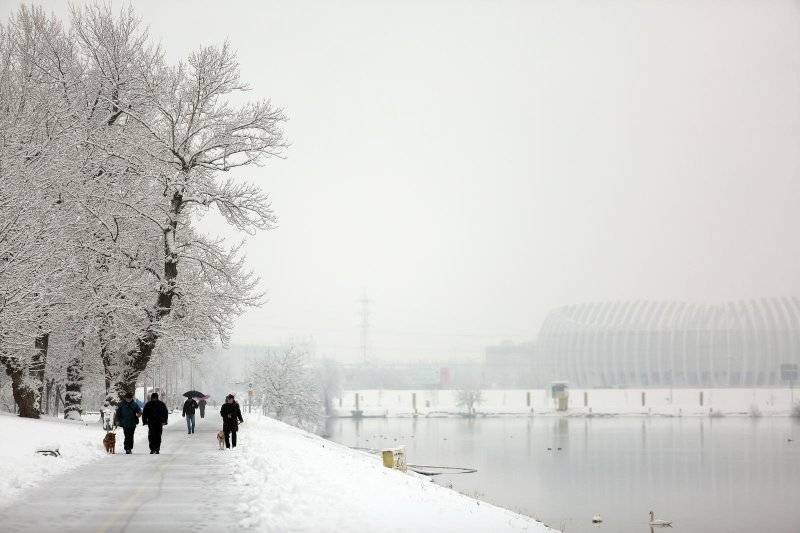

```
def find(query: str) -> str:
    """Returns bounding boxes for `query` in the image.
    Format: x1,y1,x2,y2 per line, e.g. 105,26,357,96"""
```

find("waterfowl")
649,511,672,527
591,515,603,523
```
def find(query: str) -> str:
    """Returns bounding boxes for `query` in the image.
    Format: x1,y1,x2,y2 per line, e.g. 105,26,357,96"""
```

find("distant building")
483,341,538,388
341,361,482,390
536,298,800,388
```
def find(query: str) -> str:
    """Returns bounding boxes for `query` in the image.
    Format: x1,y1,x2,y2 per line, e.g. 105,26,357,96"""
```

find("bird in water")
649,511,672,527
591,515,603,523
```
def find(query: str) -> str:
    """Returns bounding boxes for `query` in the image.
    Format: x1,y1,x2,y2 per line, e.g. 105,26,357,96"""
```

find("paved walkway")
1,415,240,533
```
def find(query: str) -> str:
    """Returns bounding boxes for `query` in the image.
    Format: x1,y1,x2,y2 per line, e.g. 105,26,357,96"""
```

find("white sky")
6,0,800,363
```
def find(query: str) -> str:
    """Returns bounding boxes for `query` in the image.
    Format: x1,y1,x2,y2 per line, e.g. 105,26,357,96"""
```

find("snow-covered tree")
0,3,286,417
455,389,484,415
67,5,286,402
251,347,320,431
0,5,86,418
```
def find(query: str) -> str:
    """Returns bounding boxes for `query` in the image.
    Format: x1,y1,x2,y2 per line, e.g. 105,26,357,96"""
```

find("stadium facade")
536,298,800,388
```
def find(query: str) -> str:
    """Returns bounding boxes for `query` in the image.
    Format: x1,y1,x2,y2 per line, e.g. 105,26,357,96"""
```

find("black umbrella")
183,390,204,398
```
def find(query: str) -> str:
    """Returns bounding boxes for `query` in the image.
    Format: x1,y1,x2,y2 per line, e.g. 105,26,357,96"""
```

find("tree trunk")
98,321,114,393
44,378,54,415
64,350,83,420
54,385,62,417
110,192,183,407
26,331,49,418
99,320,120,412
7,362,37,418
111,328,158,402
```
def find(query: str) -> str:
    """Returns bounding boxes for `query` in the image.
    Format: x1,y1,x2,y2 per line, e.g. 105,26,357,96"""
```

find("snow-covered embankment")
0,412,105,502
231,415,556,532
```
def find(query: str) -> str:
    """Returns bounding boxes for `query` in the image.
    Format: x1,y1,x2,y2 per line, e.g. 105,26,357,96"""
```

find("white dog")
217,430,225,450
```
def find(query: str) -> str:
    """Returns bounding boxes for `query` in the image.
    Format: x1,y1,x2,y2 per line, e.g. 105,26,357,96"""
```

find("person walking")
220,394,244,449
114,392,142,454
182,397,198,434
198,397,207,419
142,392,169,454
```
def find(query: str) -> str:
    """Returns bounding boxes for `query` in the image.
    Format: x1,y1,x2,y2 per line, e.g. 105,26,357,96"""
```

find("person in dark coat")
198,398,207,418
220,394,244,449
182,397,198,434
114,392,142,454
142,392,169,454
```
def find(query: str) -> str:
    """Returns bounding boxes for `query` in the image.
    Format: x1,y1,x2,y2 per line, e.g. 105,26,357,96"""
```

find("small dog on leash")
217,431,225,450
103,431,116,454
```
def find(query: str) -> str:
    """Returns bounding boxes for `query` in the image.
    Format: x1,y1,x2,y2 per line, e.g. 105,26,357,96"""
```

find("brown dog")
217,431,225,450
103,431,116,454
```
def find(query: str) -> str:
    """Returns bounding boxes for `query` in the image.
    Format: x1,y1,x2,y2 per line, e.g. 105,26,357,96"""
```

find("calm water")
324,416,800,533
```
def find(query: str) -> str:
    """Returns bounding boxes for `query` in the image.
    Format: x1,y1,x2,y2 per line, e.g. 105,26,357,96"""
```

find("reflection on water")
325,416,800,533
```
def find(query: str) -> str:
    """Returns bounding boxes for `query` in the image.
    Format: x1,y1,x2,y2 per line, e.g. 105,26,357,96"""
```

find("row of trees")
0,4,285,419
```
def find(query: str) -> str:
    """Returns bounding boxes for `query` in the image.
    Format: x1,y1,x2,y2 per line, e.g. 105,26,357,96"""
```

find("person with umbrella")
220,394,244,448
198,397,207,418
182,395,199,434
142,392,169,454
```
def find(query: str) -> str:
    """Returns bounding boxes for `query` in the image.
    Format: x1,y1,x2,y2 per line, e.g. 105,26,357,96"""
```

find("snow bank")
332,388,798,417
0,412,106,503
231,415,554,532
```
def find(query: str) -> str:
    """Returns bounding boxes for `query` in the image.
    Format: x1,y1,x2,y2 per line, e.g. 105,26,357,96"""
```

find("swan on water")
649,511,672,527
591,515,603,523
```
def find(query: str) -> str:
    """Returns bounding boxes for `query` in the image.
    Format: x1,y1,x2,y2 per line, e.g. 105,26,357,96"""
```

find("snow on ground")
0,412,106,503
0,415,242,532
332,388,798,417
0,410,555,531
232,414,555,532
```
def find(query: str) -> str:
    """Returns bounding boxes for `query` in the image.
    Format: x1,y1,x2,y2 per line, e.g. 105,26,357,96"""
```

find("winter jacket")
115,400,142,429
142,400,169,427
220,401,243,431
182,399,198,416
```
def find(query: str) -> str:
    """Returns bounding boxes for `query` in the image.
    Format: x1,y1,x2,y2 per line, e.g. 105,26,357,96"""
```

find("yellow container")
382,446,407,473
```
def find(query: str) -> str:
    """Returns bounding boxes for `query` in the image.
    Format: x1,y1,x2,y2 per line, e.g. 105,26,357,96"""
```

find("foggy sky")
7,0,800,363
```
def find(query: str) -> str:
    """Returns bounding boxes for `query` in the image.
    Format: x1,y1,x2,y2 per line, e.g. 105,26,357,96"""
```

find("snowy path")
0,416,237,533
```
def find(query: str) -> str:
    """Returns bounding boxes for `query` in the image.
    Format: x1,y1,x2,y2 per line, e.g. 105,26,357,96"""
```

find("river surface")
324,416,800,533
